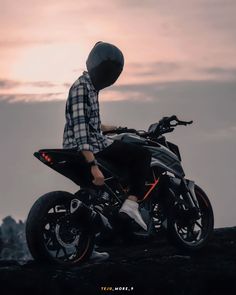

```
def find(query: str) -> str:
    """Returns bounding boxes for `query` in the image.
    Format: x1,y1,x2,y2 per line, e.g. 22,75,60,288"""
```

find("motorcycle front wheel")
167,184,214,251
25,191,95,265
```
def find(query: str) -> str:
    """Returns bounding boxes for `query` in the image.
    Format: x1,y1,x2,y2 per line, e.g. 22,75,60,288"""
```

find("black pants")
95,140,152,200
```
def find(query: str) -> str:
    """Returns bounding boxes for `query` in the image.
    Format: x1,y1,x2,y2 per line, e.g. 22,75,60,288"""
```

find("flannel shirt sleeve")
70,84,94,152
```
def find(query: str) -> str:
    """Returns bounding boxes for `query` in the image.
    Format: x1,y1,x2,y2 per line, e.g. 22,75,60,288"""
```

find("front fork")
179,178,201,219
180,179,197,207
166,176,201,220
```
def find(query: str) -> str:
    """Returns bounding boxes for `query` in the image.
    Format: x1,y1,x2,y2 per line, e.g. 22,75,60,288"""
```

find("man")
63,41,152,261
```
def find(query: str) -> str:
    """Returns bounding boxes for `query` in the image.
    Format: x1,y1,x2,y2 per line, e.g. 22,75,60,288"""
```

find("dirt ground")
0,227,236,295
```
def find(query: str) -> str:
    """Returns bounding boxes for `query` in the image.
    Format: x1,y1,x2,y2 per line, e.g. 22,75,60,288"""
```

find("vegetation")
0,216,31,260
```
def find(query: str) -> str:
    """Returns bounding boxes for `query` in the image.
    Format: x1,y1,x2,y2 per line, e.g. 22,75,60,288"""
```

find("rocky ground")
0,227,236,295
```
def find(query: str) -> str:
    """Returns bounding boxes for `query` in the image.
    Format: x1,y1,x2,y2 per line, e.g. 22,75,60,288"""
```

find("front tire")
167,185,214,251
25,191,95,265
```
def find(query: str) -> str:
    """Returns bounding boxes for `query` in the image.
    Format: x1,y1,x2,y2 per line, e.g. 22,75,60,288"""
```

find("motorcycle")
25,115,214,265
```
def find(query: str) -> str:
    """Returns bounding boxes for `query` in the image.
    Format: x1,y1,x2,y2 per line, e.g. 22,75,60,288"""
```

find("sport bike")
26,115,214,265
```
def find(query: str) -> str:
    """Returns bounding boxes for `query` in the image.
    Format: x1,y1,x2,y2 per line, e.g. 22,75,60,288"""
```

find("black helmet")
86,41,124,91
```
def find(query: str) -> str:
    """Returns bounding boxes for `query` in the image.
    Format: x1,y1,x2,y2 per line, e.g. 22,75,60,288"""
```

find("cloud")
110,78,236,99
1,0,236,87
0,93,63,103
125,62,236,82
200,67,236,79
0,79,21,89
63,83,71,88
114,0,156,8
0,39,54,48
2,78,236,104
0,79,58,89
28,81,58,88
129,62,181,77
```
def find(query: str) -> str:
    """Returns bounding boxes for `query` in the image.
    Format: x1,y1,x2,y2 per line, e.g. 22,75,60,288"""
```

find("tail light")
40,152,53,164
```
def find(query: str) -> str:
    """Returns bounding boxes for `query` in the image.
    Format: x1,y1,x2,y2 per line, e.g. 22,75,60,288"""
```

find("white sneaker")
89,250,110,262
119,199,147,231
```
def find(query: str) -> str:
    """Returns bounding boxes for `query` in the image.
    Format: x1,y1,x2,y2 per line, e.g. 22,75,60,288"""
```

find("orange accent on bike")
74,237,91,263
139,178,160,202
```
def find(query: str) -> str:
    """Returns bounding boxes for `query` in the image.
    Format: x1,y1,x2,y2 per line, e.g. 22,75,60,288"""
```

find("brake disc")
54,217,80,248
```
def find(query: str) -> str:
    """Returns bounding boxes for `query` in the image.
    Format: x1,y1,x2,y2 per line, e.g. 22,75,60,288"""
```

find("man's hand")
81,150,104,185
91,165,105,186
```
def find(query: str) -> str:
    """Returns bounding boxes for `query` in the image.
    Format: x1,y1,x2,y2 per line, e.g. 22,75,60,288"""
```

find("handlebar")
102,115,193,138
160,115,193,127
152,115,193,137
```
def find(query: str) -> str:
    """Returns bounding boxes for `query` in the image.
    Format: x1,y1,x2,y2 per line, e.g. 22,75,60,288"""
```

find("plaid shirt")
63,71,113,153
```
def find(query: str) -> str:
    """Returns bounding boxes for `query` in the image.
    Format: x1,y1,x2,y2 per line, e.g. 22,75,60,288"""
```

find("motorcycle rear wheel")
25,191,95,265
167,184,214,251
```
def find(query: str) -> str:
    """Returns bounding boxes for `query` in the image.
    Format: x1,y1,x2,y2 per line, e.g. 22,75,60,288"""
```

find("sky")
0,0,236,227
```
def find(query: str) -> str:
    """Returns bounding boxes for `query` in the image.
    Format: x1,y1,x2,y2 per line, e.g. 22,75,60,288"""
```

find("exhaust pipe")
70,199,112,233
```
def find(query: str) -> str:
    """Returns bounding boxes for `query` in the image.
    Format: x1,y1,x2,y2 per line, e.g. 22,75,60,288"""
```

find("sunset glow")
1,0,236,102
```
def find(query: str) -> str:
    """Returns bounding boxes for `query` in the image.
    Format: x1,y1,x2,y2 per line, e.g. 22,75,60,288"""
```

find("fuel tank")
146,144,185,178
108,133,185,178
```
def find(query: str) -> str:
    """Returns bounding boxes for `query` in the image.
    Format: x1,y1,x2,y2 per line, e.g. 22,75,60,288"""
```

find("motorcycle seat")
35,148,129,185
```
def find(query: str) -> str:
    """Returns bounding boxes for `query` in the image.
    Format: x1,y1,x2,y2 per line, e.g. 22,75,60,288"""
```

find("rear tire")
167,185,214,251
25,191,95,265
